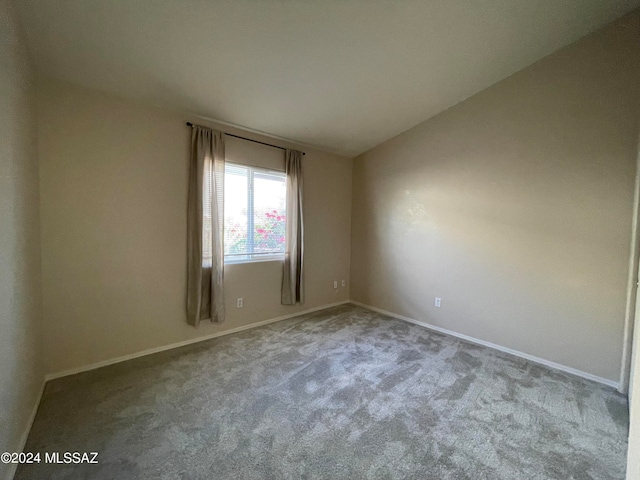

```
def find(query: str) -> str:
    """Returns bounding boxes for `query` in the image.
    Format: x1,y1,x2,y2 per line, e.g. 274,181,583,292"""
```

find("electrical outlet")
435,297,442,308
341,279,346,287
333,280,338,289
236,298,244,308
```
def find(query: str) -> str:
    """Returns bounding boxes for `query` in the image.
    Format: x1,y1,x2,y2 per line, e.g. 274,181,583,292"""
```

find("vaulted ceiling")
15,0,640,156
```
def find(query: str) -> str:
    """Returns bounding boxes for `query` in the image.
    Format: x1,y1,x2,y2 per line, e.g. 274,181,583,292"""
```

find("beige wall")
350,12,640,382
629,300,640,478
37,79,352,376
0,1,43,478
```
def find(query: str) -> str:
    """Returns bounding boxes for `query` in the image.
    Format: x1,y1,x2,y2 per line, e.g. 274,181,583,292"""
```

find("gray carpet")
16,304,628,480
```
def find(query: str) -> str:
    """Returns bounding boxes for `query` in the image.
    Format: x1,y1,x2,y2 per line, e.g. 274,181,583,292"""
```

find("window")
222,163,287,263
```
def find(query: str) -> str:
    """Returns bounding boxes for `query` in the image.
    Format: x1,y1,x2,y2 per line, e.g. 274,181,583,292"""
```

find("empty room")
2,0,640,479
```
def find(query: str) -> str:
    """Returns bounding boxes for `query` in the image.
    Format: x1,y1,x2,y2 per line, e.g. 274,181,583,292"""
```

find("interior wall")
0,1,43,478
629,300,640,480
37,78,352,376
350,12,640,383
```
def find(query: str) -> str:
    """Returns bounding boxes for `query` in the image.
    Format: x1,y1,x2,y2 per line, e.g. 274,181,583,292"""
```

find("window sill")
224,256,285,265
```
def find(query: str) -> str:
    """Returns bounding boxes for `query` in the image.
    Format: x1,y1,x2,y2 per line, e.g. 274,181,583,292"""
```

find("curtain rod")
186,122,305,155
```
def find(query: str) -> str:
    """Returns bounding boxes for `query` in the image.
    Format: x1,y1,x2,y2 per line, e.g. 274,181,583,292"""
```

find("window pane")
222,163,286,262
253,172,286,255
224,165,249,258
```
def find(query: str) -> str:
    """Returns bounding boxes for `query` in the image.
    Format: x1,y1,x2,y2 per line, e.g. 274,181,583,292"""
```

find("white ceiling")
15,0,640,157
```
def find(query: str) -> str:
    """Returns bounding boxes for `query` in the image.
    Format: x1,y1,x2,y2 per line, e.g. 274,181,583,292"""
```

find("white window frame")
224,163,286,265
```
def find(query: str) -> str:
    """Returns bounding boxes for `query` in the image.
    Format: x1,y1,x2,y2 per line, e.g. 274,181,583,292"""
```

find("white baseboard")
9,378,46,480
45,300,350,382
350,300,619,389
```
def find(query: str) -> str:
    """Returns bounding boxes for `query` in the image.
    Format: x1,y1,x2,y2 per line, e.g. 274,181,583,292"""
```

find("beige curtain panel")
187,125,225,326
282,149,305,305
